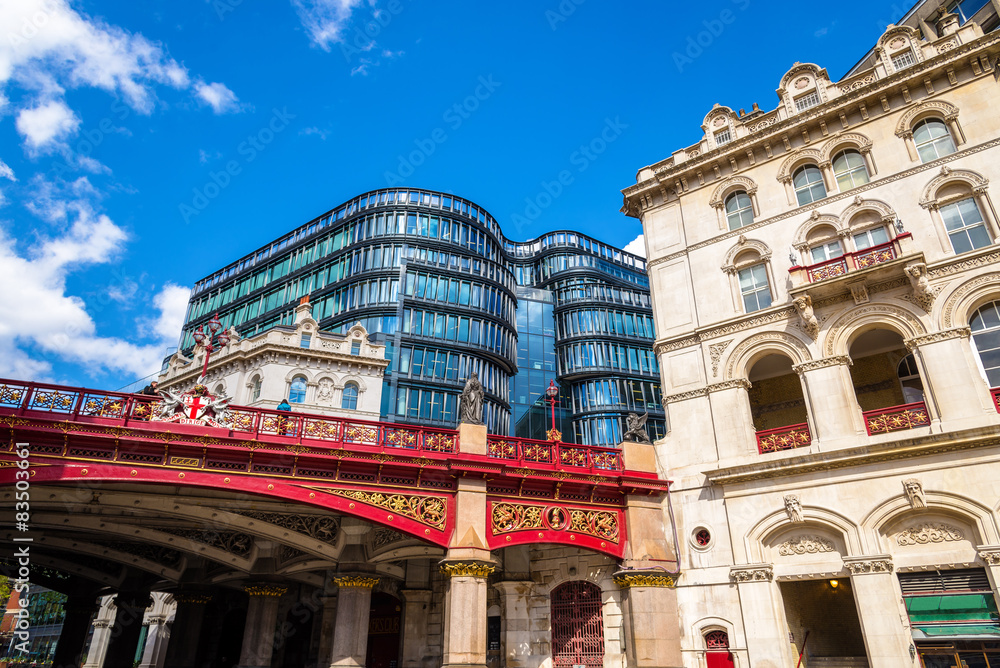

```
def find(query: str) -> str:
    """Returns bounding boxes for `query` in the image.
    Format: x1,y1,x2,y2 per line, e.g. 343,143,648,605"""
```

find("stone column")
139,615,170,668
794,356,864,445
83,610,114,668
906,329,995,428
978,548,1000,601
706,380,756,460
315,592,338,668
400,589,433,668
614,571,682,668
329,575,379,668
441,560,493,668
729,566,791,668
51,594,99,668
238,584,288,668
492,582,533,668
845,557,913,668
163,593,211,668
103,590,153,668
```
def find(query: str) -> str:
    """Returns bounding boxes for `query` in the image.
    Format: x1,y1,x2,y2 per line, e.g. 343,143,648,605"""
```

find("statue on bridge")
622,412,651,444
459,373,484,425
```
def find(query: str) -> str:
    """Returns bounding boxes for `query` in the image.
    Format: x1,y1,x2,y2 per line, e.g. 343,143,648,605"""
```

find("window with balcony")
342,382,359,410
940,198,992,254
793,165,827,205
852,226,889,251
971,301,1000,388
832,150,870,191
914,118,957,163
738,264,772,313
810,239,844,264
849,329,930,435
725,191,754,230
750,354,811,453
289,376,307,404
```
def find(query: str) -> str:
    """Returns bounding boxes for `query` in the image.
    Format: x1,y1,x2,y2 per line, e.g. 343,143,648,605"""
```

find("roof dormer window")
715,128,732,146
795,90,820,112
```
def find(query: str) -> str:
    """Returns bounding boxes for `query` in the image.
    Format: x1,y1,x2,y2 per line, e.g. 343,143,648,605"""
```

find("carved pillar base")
238,584,287,668
614,571,682,668
329,576,378,668
441,560,494,668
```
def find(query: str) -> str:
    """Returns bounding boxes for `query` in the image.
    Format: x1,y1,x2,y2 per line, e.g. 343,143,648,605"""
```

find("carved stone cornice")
844,556,893,575
244,584,288,597
439,562,496,579
729,564,774,583
793,355,852,374
613,570,677,588
905,327,972,350
653,335,700,355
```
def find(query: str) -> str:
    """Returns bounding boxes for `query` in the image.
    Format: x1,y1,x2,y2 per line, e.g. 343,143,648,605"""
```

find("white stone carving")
778,535,835,556
902,479,926,509
896,523,964,546
784,495,804,523
794,295,819,340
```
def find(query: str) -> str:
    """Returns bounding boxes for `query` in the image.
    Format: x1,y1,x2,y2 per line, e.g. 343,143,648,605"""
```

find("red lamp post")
191,313,230,377
545,380,561,442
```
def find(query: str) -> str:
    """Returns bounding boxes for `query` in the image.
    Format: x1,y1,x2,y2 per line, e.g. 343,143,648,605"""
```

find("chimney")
936,7,960,37
294,295,313,325
752,102,760,112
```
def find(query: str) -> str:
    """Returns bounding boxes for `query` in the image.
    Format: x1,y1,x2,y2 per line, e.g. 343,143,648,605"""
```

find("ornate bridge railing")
863,401,931,435
991,387,1000,414
486,435,623,472
0,379,458,455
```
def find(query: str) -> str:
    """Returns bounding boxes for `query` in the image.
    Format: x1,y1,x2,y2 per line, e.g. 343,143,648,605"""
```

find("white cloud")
291,0,368,50
299,126,330,140
0,159,14,181
623,234,646,258
194,80,241,114
0,203,189,381
15,99,80,150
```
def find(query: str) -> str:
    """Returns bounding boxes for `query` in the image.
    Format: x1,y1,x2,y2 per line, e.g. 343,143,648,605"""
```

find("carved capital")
904,327,972,351
730,565,774,583
661,387,710,404
793,355,852,374
706,379,752,393
844,557,893,575
439,562,495,579
977,547,1000,566
244,584,289,597
613,570,677,588
333,576,380,589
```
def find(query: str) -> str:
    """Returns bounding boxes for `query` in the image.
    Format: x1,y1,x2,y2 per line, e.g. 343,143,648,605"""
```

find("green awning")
905,594,1000,623
912,624,1000,639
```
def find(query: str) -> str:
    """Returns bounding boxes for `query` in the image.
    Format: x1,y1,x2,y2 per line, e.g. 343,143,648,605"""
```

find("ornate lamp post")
191,313,230,377
545,380,561,442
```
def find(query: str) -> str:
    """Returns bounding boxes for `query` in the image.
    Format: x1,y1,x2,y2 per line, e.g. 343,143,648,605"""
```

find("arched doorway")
365,592,402,668
550,581,605,668
748,353,811,452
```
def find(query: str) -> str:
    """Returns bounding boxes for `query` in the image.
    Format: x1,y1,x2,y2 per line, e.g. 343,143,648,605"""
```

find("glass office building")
180,188,665,444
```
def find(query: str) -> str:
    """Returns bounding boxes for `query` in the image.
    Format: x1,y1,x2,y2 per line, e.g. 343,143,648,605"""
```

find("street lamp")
191,313,230,377
545,380,561,442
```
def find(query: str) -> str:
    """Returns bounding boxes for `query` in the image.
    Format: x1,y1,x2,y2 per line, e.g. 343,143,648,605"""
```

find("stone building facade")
158,298,388,421
623,4,1000,667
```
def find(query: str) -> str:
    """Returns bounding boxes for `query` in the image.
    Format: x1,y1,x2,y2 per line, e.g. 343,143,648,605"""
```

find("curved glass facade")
181,188,664,443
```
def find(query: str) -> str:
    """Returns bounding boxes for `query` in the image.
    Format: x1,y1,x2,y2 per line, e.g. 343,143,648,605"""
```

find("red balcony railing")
0,379,458,455
863,402,930,435
802,238,902,283
487,435,623,472
991,388,1000,414
756,423,812,454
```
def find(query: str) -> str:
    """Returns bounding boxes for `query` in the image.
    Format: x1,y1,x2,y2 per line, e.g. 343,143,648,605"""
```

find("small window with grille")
891,50,915,70
795,90,820,111
715,128,732,146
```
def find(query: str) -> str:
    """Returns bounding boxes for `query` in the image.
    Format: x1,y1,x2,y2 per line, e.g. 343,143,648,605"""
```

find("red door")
550,581,605,668
705,631,735,668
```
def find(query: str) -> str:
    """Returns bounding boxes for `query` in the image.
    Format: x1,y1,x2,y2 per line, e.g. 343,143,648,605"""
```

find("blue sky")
0,0,912,388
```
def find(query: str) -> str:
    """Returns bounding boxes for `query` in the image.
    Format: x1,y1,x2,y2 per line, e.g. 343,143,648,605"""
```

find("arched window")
342,382,359,410
897,354,925,404
738,264,772,313
971,301,1000,388
793,165,827,205
550,582,604,668
914,118,956,163
251,377,261,401
940,198,991,254
832,150,870,191
705,630,734,668
289,376,307,404
725,191,754,230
